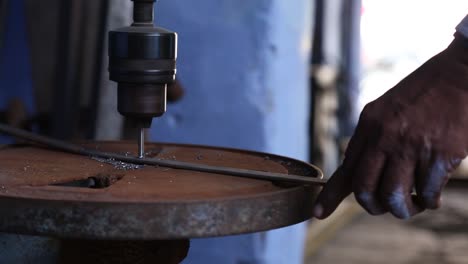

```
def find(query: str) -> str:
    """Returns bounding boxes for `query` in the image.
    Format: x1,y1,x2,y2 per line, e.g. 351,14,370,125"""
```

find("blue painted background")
0,0,35,143
152,1,313,263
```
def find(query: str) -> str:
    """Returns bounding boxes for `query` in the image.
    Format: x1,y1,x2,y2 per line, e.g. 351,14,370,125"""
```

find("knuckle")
381,191,410,219
354,191,385,215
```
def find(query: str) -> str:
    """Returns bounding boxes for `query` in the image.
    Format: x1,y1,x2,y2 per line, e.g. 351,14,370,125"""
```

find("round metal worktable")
0,142,322,240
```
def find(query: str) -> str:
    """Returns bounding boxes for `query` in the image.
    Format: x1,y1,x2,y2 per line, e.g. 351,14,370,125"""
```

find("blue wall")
152,1,313,263
152,0,311,160
0,0,35,143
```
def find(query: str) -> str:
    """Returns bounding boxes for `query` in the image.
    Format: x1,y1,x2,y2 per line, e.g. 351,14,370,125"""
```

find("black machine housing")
108,0,177,128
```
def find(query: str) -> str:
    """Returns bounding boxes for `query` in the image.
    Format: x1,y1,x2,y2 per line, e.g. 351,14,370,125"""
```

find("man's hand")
313,35,468,220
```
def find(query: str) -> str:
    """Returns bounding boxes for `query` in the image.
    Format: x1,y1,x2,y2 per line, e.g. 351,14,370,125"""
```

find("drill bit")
138,128,145,158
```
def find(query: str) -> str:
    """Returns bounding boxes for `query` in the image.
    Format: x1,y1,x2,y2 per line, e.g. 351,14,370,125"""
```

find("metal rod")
0,123,326,186
138,127,144,158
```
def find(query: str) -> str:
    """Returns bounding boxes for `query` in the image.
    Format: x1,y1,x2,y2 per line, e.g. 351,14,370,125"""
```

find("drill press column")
108,0,177,157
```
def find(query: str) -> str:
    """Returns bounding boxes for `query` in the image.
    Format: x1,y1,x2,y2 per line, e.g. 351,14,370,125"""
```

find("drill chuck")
108,0,177,128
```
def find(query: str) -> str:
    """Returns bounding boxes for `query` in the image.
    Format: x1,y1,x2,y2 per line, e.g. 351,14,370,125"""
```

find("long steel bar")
0,123,326,185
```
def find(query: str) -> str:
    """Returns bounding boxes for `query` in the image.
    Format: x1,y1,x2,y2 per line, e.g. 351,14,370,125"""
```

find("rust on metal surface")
0,123,325,185
0,141,321,240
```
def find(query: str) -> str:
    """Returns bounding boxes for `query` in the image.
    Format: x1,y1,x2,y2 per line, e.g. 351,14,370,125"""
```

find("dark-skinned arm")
313,14,468,220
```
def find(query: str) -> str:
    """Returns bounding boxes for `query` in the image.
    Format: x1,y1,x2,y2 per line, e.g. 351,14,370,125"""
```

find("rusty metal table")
0,141,322,263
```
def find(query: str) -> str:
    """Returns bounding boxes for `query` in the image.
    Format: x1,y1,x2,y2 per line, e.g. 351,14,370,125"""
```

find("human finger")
312,166,352,219
379,155,423,219
415,154,451,209
313,116,370,219
352,149,387,215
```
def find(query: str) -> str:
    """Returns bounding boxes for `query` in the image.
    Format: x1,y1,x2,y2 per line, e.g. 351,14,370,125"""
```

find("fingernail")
313,204,324,219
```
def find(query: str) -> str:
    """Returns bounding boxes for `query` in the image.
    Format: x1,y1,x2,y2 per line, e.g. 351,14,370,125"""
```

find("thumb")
312,166,352,219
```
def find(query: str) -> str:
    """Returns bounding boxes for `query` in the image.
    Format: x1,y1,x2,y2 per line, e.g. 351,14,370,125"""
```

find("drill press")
108,0,177,158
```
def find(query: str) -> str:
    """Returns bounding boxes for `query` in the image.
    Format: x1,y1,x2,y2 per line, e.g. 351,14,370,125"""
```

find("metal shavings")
91,157,144,170
144,148,163,157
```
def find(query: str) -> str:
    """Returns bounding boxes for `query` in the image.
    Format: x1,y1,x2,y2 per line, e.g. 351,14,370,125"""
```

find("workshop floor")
305,186,468,264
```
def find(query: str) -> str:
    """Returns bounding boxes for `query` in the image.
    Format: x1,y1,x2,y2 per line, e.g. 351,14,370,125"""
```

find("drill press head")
108,0,177,128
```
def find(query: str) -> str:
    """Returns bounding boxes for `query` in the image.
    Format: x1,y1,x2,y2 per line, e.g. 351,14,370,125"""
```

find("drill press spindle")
108,0,177,158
